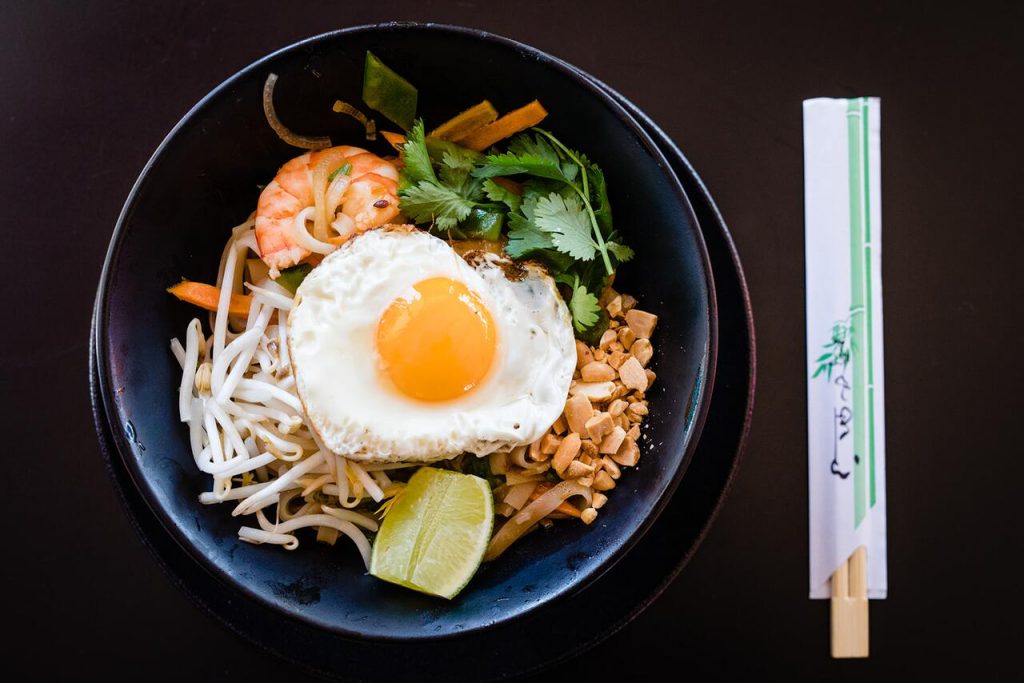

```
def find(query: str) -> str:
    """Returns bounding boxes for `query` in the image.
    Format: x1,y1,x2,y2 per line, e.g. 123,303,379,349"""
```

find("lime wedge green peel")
369,467,493,599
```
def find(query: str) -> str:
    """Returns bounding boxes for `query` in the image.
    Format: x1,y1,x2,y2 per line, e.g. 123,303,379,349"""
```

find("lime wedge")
370,467,493,599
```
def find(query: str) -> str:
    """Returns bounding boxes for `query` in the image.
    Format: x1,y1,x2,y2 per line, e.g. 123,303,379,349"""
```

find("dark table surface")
5,1,1022,679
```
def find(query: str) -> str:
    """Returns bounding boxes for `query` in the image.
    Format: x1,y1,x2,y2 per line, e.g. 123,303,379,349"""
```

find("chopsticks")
830,545,869,658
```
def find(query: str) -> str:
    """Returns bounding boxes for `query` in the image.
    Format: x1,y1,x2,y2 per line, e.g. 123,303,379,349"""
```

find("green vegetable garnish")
395,117,632,336
460,453,504,489
398,120,487,231
473,129,633,275
328,162,352,182
275,263,312,293
362,51,417,131
472,130,632,334
459,208,505,241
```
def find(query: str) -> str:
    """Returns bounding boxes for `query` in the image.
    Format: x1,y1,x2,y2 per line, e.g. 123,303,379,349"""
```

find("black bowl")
94,23,715,640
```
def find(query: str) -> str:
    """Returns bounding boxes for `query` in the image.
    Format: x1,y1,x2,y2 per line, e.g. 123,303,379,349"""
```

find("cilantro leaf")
533,193,597,260
472,152,568,181
507,132,561,166
426,137,483,166
482,179,521,212
504,195,549,257
568,279,601,332
400,120,436,185
441,149,475,172
505,224,554,258
606,241,635,262
399,181,475,230
435,143,485,199
440,162,481,199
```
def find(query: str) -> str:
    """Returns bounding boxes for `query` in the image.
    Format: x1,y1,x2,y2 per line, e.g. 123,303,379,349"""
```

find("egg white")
287,227,576,462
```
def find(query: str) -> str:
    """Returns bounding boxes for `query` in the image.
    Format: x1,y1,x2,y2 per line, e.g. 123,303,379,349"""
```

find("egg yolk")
376,277,496,402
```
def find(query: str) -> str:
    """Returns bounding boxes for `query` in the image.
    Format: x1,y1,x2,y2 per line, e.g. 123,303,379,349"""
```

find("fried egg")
287,226,576,462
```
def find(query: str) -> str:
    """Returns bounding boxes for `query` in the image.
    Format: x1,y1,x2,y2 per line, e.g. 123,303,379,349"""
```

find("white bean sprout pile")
170,219,408,567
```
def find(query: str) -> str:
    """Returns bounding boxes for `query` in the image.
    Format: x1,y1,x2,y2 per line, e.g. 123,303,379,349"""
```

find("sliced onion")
263,73,331,150
484,481,590,561
333,99,377,141
311,148,351,240
289,207,338,254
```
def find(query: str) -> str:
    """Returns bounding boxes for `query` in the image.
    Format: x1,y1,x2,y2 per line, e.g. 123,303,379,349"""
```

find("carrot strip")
529,483,582,518
458,100,548,151
167,281,252,316
429,100,499,141
380,130,406,151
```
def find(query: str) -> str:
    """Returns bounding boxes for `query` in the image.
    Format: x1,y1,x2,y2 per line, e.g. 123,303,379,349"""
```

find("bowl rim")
93,21,719,641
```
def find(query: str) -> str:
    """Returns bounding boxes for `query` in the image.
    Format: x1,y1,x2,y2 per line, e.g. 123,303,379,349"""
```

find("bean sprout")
170,224,413,569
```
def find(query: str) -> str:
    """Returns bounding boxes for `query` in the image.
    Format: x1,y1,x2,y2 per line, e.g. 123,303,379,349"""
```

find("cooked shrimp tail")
255,146,401,275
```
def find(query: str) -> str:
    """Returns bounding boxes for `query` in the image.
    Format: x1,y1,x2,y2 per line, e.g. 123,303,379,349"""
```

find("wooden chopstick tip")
830,546,869,658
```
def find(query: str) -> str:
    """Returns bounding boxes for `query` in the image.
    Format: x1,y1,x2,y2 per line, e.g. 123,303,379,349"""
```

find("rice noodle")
484,481,590,561
503,482,538,511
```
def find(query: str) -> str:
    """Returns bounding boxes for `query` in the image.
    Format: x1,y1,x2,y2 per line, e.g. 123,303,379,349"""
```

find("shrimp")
255,146,401,275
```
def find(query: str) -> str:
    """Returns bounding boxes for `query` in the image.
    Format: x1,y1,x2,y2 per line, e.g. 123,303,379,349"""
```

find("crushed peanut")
553,432,581,474
601,456,622,480
607,350,629,369
599,426,627,455
564,394,593,434
607,399,628,417
593,470,616,491
499,294,657,530
610,436,640,467
585,412,614,441
540,432,562,455
624,309,657,339
570,380,617,402
617,326,636,349
575,340,594,369
618,356,648,392
581,361,616,382
630,338,653,367
606,295,623,318
565,460,595,479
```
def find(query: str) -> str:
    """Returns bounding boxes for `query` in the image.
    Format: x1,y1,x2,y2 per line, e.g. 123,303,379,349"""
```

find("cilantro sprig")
398,121,497,233
473,130,632,276
396,123,632,335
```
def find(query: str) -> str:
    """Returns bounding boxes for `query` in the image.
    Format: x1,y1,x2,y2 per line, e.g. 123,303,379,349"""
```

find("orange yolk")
376,277,496,402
